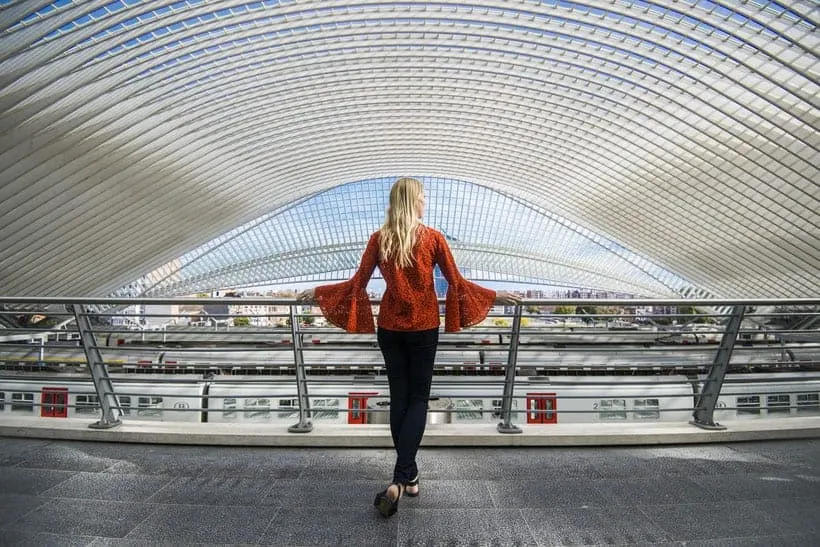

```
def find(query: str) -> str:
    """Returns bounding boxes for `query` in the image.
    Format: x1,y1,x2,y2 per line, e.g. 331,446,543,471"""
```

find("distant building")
110,304,179,328
433,265,473,298
229,303,292,327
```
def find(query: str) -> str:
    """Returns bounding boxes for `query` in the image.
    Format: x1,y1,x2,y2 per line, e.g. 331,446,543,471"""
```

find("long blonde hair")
379,177,423,268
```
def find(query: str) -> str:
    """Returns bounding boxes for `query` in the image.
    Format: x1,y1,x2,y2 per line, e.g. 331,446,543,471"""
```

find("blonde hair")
379,177,424,268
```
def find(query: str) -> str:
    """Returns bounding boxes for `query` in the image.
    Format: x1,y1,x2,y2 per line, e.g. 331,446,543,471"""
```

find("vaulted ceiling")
0,1,817,297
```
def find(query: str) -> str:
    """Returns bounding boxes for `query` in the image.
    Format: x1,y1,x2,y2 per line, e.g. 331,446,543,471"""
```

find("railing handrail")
1,296,818,307
1,296,818,435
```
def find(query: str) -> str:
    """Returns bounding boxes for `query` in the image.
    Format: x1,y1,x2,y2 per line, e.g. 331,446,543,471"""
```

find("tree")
525,305,540,314
680,305,710,324
575,305,598,324
554,306,575,315
493,318,510,327
233,316,250,327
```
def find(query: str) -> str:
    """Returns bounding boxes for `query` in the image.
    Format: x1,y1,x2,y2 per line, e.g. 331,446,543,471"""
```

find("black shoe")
404,475,420,498
373,484,403,518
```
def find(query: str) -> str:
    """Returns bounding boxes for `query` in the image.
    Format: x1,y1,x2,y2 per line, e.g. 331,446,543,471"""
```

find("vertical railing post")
69,304,122,429
287,303,313,433
691,305,746,430
497,305,523,434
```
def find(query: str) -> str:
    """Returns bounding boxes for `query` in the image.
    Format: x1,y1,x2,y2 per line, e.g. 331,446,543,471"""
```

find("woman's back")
377,225,441,331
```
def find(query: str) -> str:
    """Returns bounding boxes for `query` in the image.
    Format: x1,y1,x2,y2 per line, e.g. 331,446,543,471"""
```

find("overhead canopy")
0,1,817,298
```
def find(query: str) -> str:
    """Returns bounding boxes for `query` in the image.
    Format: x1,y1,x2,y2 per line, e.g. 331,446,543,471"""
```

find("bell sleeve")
314,233,379,333
434,231,496,332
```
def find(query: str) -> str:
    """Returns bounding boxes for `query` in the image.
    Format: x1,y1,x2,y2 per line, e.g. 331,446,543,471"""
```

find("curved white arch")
0,0,816,297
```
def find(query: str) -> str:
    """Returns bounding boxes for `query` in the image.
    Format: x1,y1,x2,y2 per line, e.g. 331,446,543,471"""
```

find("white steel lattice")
0,1,817,297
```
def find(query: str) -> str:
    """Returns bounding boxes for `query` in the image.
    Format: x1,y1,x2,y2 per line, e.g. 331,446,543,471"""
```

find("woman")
298,177,520,518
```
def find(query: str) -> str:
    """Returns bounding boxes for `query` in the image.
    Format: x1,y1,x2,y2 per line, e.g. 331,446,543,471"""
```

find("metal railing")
0,297,818,434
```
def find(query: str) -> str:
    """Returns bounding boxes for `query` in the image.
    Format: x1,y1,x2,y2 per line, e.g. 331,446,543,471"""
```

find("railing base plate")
88,420,122,430
497,422,523,434
689,419,727,431
288,422,314,433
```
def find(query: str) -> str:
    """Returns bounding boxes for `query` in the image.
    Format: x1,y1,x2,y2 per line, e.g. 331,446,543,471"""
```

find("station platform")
1,437,818,545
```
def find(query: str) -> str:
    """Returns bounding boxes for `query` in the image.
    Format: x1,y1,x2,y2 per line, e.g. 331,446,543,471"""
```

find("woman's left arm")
311,233,380,333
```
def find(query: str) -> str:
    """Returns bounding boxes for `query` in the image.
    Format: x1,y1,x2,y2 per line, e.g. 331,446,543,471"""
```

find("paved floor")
0,437,818,546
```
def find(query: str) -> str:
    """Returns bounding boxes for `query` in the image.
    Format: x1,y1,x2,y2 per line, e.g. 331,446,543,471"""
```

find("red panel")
41,387,69,418
526,392,557,424
348,391,378,424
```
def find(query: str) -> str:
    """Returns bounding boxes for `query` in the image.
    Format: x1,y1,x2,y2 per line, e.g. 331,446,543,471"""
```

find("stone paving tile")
90,540,257,547
276,478,392,508
521,505,672,546
0,467,75,495
397,508,536,546
637,500,789,542
13,442,122,472
3,498,155,538
146,475,281,506
0,438,53,467
680,534,820,547
689,472,819,501
260,507,398,546
420,447,606,480
0,493,47,528
43,471,175,502
729,439,820,471
1,437,819,545
746,498,820,535
182,451,306,479
393,479,496,509
124,503,275,544
486,477,606,509
0,530,96,547
591,444,786,478
595,475,722,505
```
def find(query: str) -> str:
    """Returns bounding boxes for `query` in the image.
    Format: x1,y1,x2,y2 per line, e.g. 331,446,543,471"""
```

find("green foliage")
575,305,598,324
680,306,710,324
554,306,575,315
233,316,250,327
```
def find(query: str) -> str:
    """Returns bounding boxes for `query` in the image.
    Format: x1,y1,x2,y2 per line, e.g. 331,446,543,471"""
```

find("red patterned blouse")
315,225,495,333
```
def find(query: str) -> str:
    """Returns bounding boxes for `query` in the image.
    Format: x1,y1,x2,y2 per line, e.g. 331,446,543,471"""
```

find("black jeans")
377,326,439,485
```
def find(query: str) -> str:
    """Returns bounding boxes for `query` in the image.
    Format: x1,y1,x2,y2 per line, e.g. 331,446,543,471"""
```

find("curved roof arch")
125,176,698,297
0,1,817,298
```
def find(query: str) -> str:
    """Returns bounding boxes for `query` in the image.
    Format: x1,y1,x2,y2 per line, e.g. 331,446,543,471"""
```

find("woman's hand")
296,288,316,303
494,290,521,305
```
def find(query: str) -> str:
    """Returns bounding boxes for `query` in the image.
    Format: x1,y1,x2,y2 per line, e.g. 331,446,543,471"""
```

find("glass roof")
122,176,699,297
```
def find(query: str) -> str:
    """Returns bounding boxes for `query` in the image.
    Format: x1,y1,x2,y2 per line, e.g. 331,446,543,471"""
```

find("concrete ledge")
1,417,820,446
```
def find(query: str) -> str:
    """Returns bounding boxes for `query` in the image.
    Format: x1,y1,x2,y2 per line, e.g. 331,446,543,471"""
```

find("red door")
41,387,69,418
348,392,378,424
526,393,557,424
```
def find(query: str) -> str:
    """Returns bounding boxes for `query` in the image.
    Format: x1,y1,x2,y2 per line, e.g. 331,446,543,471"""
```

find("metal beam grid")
135,177,689,297
0,1,817,297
